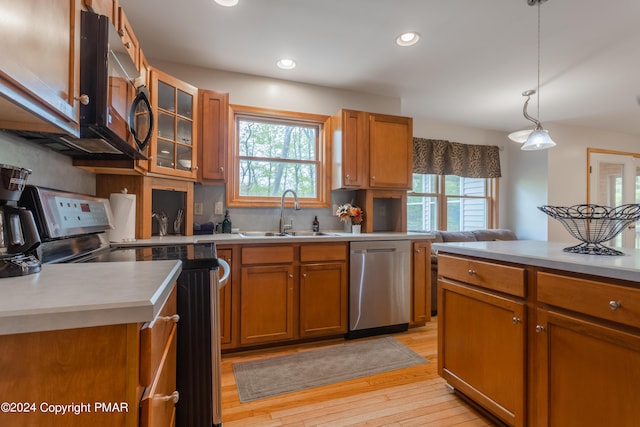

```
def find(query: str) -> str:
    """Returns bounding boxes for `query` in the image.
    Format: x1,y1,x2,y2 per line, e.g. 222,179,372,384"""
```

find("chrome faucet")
279,189,301,234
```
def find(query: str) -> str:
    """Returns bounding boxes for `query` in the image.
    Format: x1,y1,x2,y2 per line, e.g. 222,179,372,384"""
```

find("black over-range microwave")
77,10,153,159
9,11,153,160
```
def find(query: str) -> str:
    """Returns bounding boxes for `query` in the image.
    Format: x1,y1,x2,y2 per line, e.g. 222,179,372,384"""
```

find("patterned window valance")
413,138,502,178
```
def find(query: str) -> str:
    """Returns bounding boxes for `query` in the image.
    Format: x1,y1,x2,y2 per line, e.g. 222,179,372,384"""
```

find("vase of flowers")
336,203,364,233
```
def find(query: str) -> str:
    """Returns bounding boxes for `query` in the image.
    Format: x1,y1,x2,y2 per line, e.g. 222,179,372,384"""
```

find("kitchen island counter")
432,239,640,283
0,260,182,335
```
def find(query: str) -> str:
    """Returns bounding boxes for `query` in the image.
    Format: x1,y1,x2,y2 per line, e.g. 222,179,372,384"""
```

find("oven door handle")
217,259,230,288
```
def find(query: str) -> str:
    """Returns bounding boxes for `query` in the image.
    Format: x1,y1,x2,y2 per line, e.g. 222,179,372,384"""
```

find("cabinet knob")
512,317,521,325
220,166,224,173
75,94,90,105
535,325,545,333
302,273,307,277
372,176,376,182
124,42,131,49
289,274,294,278
346,174,350,182
159,314,180,323
118,29,125,37
468,269,476,275
416,249,421,253
609,300,622,310
157,391,179,404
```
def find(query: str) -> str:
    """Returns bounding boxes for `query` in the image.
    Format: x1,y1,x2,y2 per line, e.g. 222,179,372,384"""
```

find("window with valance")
409,138,501,232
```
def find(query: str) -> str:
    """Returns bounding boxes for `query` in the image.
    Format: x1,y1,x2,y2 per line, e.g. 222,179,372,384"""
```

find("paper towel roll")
109,192,137,243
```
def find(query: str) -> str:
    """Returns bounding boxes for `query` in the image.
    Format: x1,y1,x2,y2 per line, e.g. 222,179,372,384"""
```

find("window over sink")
228,105,330,208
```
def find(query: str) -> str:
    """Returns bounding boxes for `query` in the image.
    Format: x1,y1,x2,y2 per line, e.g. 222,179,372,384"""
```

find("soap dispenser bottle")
312,216,319,232
222,210,232,233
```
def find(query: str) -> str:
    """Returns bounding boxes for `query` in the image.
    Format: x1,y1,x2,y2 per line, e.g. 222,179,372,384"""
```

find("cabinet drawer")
300,243,347,262
140,327,178,427
438,255,526,297
242,245,295,265
140,285,178,386
538,272,640,329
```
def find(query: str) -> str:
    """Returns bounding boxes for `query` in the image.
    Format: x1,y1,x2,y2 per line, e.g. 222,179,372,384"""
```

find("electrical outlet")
194,202,203,215
214,201,223,215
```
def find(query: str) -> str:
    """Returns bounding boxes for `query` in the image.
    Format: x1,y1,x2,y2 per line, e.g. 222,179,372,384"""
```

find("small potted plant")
336,202,365,233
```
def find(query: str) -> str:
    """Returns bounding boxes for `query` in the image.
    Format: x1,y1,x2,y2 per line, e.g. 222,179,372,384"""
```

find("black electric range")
19,185,225,427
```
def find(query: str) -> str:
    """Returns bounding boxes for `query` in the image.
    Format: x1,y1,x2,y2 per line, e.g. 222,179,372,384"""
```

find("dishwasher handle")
352,248,397,254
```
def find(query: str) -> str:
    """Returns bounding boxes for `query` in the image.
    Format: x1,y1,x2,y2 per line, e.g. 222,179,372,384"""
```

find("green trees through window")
238,117,318,197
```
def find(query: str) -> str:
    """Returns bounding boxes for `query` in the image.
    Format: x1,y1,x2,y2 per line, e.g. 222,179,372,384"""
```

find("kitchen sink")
239,231,335,237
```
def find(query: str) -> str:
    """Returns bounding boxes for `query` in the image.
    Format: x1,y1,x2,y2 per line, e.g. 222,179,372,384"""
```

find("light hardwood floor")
220,319,497,426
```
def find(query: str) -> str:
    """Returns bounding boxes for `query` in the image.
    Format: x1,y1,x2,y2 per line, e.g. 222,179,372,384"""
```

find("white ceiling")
118,0,640,136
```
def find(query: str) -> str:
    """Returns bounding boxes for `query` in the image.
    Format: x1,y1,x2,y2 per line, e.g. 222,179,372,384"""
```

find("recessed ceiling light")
214,0,239,6
276,58,296,70
396,32,420,47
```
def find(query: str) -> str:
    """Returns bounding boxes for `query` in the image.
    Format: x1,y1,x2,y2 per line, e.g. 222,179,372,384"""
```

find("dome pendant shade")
521,127,556,150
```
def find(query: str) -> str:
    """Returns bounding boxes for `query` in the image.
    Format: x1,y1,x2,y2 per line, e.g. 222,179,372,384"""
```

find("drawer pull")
159,314,180,323
609,300,622,310
512,317,521,325
535,325,545,333
157,390,179,404
468,269,476,275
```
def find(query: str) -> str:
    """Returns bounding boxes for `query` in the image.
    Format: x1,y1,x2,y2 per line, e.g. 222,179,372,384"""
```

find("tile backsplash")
194,184,356,233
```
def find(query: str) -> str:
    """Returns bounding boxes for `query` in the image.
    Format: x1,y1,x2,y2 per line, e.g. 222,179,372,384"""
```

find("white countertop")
432,240,640,283
0,260,182,335
114,231,435,247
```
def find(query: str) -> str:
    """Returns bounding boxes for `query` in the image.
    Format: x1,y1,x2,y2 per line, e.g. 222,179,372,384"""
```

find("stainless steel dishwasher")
348,240,411,339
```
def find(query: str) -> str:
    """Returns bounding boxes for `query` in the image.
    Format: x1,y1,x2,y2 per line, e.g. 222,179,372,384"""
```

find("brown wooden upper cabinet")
148,68,199,180
198,90,229,182
330,109,413,190
0,0,81,136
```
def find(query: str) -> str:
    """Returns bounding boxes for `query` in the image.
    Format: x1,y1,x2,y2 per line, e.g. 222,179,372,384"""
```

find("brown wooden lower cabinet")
411,240,431,326
0,284,178,427
534,272,640,426
217,248,233,346
235,242,348,348
438,278,526,426
240,263,296,345
438,252,640,426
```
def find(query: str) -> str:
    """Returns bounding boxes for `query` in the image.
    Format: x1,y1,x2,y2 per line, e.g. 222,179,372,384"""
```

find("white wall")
152,60,402,116
154,61,518,232
544,123,640,242
0,131,95,195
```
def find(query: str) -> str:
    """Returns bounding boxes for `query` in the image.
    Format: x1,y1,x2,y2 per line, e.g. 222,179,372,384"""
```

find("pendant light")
519,0,556,151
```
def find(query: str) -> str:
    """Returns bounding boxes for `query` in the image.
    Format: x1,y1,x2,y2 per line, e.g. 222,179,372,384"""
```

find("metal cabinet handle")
468,269,476,275
512,317,521,325
159,314,180,323
157,391,179,404
609,300,622,310
535,325,545,333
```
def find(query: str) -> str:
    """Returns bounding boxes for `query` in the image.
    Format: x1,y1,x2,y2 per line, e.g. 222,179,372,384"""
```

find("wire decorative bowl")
538,204,640,256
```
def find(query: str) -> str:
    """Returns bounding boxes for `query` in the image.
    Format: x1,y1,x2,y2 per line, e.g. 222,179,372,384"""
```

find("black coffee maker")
0,164,41,278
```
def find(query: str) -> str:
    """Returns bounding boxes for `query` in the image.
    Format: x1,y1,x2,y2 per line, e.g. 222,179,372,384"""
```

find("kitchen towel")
109,191,136,243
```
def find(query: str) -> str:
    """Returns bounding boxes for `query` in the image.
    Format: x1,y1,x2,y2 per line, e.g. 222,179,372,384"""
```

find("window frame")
408,174,499,231
227,104,330,208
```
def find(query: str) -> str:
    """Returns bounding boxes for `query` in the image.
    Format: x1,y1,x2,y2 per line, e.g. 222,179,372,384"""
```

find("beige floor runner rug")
233,336,428,403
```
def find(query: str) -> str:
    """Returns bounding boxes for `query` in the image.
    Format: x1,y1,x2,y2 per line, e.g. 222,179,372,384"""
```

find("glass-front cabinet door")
148,68,198,179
